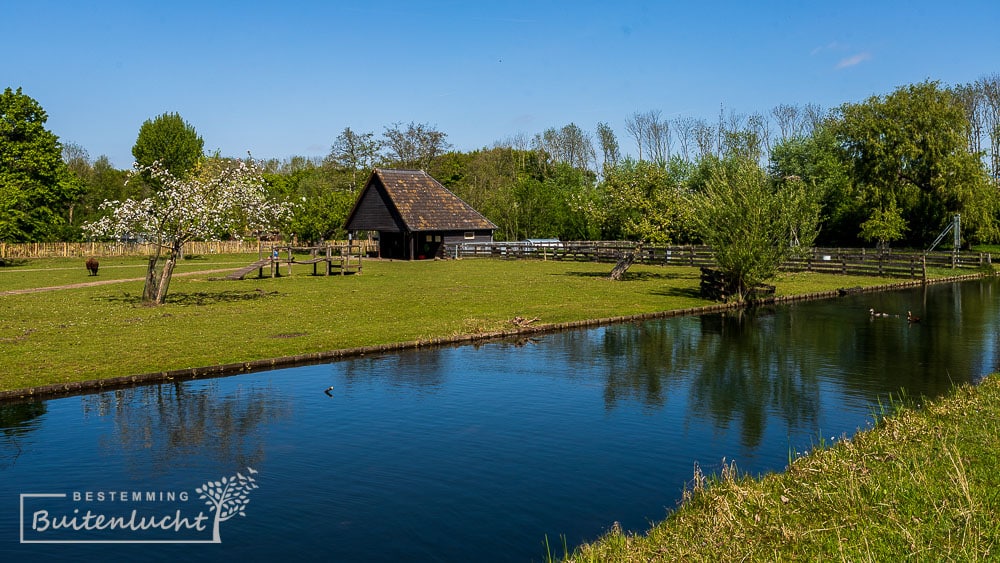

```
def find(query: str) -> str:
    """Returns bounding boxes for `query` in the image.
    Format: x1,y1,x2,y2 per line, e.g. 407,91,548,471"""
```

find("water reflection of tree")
690,309,820,449
341,349,448,391
0,401,46,437
587,278,1000,450
80,381,290,478
599,320,702,409
908,281,1000,392
591,310,822,450
0,401,46,468
820,280,1000,400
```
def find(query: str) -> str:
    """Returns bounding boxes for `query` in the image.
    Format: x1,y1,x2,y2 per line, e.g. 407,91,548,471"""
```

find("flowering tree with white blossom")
84,156,291,304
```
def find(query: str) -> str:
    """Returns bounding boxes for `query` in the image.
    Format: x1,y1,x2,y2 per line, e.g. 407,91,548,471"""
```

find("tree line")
3,75,1000,251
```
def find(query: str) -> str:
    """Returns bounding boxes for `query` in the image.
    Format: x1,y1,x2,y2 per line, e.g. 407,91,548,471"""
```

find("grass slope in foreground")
568,376,1000,561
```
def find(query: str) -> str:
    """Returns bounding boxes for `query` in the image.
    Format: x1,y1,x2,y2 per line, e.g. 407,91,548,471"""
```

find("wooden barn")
344,169,497,260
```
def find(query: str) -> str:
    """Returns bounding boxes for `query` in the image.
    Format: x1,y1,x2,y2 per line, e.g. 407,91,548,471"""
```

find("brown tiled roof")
373,169,497,231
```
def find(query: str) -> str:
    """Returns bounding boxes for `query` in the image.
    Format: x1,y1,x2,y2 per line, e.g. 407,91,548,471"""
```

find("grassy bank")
0,255,974,392
567,375,1000,561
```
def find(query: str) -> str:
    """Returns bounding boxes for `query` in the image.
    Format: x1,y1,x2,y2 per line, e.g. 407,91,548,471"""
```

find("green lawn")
0,255,976,392
0,254,253,291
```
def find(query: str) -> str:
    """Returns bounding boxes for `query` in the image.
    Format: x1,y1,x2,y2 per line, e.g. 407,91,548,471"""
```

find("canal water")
2,278,998,561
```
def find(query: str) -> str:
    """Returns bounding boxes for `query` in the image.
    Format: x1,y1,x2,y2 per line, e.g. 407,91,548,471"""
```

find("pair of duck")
869,308,921,323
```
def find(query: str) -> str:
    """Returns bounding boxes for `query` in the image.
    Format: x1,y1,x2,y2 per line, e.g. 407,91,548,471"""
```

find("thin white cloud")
836,52,872,69
810,41,846,56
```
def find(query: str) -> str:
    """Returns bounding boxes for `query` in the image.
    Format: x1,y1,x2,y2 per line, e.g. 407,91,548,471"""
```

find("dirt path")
0,268,239,296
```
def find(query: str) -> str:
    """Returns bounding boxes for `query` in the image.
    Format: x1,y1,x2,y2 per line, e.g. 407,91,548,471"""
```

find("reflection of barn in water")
344,169,496,260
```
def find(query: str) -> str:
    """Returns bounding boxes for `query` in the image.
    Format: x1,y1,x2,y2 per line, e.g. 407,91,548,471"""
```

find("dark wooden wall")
345,182,403,232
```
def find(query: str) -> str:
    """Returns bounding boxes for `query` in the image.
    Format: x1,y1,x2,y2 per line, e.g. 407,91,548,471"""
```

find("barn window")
464,232,475,240
426,234,433,242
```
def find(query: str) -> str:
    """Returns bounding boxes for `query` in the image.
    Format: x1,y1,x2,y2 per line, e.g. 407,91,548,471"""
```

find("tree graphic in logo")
195,467,259,542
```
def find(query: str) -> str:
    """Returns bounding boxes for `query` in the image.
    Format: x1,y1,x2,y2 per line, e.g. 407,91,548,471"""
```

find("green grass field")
0,254,975,391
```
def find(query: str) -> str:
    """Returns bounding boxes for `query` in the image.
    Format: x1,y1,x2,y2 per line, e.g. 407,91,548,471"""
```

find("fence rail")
0,240,375,259
6,240,992,279
444,241,992,278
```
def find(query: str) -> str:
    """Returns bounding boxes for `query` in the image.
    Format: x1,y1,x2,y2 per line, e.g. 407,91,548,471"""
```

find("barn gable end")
346,178,406,232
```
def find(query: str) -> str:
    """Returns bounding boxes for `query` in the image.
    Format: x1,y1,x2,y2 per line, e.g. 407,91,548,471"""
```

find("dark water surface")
2,278,998,561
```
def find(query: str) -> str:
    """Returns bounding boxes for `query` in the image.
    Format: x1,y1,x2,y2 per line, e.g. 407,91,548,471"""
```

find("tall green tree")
283,166,355,243
326,127,380,190
0,87,79,243
539,162,600,240
596,121,620,170
61,147,131,238
81,156,130,214
535,123,596,171
689,157,819,301
834,81,997,246
431,145,548,241
768,124,860,246
131,112,204,179
599,156,695,243
381,122,450,170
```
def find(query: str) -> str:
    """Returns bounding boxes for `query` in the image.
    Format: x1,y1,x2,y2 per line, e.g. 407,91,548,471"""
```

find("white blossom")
83,156,291,304
83,156,292,250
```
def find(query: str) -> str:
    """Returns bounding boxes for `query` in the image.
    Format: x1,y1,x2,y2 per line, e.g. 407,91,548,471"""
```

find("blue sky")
3,0,998,169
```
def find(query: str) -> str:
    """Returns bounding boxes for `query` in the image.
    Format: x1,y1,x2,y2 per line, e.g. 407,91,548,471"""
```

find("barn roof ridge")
345,168,497,233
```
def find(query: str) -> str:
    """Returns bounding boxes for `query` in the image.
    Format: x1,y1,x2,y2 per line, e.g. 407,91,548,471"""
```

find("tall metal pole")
954,214,961,252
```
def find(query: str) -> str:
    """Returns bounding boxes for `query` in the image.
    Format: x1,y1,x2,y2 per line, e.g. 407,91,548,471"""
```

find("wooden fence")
6,239,992,280
444,240,715,265
782,248,991,278
444,241,992,278
0,240,375,259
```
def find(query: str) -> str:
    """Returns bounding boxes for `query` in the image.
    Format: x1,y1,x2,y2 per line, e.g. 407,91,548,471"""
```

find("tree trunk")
609,243,642,281
142,257,159,303
154,258,176,304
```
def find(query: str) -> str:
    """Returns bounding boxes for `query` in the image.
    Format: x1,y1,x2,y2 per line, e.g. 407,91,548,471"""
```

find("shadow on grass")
650,286,703,299
0,258,30,267
95,289,282,306
561,270,698,282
